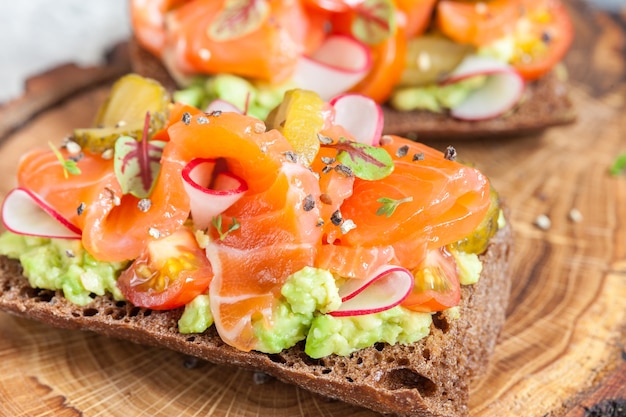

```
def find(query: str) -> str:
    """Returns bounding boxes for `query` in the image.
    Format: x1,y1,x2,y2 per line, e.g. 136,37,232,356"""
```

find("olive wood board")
0,1,625,416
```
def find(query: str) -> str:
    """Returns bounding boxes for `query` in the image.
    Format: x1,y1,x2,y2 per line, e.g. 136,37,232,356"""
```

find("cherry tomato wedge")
402,247,461,313
436,0,521,47
511,0,574,81
349,26,407,103
394,0,436,39
117,227,213,310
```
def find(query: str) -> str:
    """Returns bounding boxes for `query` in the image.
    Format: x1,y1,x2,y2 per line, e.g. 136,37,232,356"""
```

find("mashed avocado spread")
0,231,484,357
0,232,127,305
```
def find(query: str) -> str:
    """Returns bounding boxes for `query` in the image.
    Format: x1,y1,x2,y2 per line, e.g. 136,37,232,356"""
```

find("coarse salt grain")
534,214,551,230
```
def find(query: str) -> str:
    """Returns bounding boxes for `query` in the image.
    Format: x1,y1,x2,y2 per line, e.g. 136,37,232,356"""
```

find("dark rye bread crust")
128,37,575,140
0,220,512,417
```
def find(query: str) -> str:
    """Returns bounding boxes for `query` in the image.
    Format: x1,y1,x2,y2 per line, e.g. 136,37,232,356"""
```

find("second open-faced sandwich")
129,0,576,139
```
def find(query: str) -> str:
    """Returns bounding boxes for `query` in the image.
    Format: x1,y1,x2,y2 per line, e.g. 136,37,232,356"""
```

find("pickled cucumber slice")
451,189,501,255
398,35,474,87
72,74,171,153
266,89,326,166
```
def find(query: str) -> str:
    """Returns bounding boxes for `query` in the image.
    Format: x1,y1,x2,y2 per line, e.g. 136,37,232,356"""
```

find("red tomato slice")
402,247,461,313
349,25,407,103
512,0,574,81
394,0,436,39
436,0,522,46
117,227,213,310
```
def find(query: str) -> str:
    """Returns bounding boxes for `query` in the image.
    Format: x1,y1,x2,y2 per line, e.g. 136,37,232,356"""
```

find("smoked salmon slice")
166,111,322,351
17,146,190,262
318,135,491,270
136,0,326,83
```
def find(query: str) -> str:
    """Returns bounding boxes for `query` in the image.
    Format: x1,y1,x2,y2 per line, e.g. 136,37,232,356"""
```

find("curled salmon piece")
17,147,190,262
133,0,326,83
130,0,192,58
320,136,491,271
166,111,322,352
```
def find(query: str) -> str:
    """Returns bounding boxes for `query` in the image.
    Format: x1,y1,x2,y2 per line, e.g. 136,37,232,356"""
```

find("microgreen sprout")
376,196,413,218
212,215,241,240
49,141,81,179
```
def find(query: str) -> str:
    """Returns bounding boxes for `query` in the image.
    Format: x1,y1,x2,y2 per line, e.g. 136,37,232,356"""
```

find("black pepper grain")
303,194,315,211
330,210,343,226
413,152,425,161
334,164,353,177
444,146,457,161
396,145,409,158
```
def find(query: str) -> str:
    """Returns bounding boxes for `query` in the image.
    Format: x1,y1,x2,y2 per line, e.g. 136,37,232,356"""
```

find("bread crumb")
534,214,551,230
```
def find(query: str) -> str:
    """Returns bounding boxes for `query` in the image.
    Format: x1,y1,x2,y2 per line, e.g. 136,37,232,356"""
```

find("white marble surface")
0,0,130,103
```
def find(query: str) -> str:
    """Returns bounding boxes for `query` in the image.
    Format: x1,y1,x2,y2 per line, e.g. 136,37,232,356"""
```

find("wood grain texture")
0,2,625,416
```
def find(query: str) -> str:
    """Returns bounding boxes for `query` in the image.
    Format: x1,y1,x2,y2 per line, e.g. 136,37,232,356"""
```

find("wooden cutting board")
0,2,625,417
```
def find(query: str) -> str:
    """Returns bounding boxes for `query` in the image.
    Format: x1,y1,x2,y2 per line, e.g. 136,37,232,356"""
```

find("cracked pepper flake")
396,145,409,158
303,195,315,211
444,146,457,161
331,210,343,226
182,112,192,125
413,152,424,161
76,202,86,216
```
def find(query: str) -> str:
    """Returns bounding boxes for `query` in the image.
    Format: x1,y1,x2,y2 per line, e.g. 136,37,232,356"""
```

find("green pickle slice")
72,74,171,153
451,188,501,254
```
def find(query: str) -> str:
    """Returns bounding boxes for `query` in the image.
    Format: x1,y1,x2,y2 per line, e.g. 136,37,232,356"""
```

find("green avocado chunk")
304,306,433,358
0,232,127,305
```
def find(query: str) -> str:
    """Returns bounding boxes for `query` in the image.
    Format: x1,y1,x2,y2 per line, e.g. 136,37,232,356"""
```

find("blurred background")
0,0,623,104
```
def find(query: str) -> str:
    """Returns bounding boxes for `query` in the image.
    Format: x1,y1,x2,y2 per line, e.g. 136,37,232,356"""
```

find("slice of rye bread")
128,37,575,141
0,219,512,417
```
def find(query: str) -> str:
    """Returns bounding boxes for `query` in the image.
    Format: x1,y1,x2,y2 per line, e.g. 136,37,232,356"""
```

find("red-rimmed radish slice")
206,99,244,115
329,93,384,146
329,265,414,317
441,54,525,121
293,34,372,101
182,158,248,230
1,187,81,239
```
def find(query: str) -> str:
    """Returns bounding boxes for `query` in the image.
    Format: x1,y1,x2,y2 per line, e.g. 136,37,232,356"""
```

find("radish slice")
329,265,414,317
181,158,248,230
206,99,244,115
441,54,525,121
329,93,384,146
292,34,372,101
1,187,81,239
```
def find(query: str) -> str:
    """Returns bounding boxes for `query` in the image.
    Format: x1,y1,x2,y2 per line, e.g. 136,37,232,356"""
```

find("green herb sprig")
49,141,81,179
212,215,241,240
376,196,413,218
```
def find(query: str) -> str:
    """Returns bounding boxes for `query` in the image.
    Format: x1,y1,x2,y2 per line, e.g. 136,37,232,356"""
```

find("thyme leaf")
212,215,241,240
376,196,413,218
49,141,81,179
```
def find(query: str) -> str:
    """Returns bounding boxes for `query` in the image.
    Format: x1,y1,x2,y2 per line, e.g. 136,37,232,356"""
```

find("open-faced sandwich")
128,0,576,139
0,74,512,417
